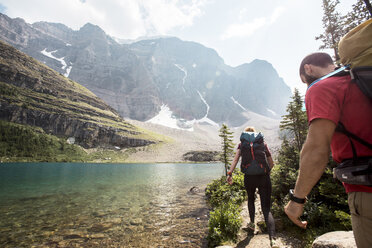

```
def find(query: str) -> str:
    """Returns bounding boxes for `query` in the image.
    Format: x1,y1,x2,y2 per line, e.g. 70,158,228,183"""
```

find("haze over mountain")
0,13,291,129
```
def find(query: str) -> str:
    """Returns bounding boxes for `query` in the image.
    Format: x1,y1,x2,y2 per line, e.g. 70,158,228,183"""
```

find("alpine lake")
0,162,225,247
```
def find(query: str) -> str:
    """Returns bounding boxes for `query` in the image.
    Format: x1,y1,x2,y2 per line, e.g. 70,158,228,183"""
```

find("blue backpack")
240,132,270,175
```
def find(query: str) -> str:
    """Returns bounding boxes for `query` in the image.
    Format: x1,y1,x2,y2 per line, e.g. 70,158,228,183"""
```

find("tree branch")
363,0,372,16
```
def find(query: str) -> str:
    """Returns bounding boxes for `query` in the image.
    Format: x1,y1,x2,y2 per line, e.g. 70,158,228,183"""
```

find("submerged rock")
87,223,112,233
63,234,83,240
130,218,143,226
189,186,200,194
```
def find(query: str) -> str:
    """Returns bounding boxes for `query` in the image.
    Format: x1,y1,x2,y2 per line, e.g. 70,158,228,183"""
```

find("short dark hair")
299,52,333,76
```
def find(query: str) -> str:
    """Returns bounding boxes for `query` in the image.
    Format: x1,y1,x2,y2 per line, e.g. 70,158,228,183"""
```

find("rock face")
0,40,155,148
312,231,356,248
0,13,292,127
182,151,219,162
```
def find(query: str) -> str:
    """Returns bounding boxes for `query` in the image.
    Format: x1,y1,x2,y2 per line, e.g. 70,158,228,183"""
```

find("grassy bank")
0,120,149,163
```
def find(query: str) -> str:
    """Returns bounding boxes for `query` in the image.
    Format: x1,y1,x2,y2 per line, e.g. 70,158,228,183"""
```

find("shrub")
208,201,242,247
206,171,246,246
206,171,246,207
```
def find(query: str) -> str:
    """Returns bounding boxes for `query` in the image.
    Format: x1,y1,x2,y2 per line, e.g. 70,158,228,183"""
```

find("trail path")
231,193,304,248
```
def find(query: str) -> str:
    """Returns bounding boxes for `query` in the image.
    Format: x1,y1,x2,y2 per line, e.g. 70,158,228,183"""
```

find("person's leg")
258,175,276,240
348,191,372,248
244,175,257,223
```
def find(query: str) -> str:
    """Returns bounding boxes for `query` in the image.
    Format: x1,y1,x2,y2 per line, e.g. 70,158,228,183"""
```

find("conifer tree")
272,89,350,235
344,0,371,31
316,0,345,61
279,88,308,154
219,124,235,176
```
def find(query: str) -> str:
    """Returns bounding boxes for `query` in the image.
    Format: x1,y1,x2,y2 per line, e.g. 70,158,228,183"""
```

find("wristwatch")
289,189,306,204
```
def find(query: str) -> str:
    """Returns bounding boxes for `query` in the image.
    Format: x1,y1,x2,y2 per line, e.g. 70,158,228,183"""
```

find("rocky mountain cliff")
0,40,157,149
0,13,292,128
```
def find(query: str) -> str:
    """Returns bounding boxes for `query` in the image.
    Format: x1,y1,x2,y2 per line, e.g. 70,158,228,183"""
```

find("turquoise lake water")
0,162,225,247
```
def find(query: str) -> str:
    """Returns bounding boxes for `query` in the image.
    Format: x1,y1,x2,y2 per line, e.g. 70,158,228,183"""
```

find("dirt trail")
233,193,303,248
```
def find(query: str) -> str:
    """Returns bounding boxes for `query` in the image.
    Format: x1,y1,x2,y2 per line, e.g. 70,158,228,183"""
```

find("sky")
0,0,356,95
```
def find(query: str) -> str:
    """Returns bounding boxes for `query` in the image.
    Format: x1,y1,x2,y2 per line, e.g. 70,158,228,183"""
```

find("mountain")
0,13,292,128
0,39,158,149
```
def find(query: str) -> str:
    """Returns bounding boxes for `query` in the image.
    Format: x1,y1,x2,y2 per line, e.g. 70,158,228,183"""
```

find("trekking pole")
363,0,372,17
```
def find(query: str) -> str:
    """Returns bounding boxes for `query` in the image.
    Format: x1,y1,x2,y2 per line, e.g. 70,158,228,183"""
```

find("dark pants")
244,174,276,239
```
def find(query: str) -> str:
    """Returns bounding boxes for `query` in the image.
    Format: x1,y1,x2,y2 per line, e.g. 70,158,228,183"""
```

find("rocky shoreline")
0,185,213,248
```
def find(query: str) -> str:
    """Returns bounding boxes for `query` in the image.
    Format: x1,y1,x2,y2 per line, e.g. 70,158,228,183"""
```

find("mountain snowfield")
129,109,281,162
40,48,72,77
147,104,218,131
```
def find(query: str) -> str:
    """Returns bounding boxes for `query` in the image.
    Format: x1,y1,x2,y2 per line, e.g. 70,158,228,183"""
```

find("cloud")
0,0,208,39
269,6,285,24
221,17,266,40
221,5,286,40
139,0,207,36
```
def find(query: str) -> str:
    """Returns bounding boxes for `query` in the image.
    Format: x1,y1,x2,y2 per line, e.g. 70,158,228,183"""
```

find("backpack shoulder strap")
336,122,372,150
350,66,372,99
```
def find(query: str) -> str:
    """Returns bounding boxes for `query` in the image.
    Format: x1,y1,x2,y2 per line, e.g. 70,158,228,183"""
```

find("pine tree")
315,0,345,61
279,88,308,154
272,89,307,207
316,0,371,61
219,124,235,176
272,89,350,235
344,0,371,32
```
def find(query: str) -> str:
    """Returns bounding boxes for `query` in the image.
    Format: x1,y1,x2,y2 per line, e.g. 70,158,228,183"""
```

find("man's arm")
285,118,336,228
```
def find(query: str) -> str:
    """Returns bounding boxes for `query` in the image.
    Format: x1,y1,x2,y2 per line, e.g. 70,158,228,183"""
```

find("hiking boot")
243,222,255,233
270,238,280,248
253,224,260,234
247,222,255,230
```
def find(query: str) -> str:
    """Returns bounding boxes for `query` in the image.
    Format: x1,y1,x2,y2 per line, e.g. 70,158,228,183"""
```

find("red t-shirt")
305,74,372,193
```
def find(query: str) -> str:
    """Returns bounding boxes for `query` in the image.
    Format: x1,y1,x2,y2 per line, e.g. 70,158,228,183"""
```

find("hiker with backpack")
227,126,277,246
284,36,372,247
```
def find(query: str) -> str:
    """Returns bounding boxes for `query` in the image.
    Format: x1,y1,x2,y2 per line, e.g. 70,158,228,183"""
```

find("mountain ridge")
0,12,291,129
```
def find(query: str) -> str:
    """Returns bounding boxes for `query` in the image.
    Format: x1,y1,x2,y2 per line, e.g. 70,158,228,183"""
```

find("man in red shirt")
284,52,372,247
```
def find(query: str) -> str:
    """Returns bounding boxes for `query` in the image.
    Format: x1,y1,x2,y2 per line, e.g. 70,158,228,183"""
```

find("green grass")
0,120,156,163
0,81,164,144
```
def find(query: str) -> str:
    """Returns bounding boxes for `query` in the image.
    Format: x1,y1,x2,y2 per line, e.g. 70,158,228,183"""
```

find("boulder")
312,231,356,248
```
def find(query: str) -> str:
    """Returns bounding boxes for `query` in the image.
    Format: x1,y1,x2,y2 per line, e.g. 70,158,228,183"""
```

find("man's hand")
284,201,308,229
226,175,233,185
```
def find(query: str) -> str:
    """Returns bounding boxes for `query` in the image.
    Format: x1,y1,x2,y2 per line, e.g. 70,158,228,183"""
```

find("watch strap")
289,189,306,204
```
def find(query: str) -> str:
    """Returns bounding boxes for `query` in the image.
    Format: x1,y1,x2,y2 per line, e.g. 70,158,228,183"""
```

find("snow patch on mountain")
197,91,219,126
147,103,218,131
146,104,193,131
231,96,247,111
175,64,187,92
41,48,72,77
267,108,277,116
